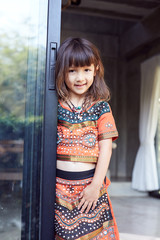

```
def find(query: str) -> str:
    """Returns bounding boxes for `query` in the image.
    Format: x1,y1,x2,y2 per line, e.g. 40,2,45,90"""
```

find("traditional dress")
55,100,119,240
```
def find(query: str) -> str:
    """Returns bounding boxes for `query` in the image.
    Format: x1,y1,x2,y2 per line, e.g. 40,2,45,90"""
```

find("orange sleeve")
97,103,118,141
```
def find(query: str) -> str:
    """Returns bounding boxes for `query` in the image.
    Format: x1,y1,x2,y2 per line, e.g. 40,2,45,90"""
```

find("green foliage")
0,31,44,139
0,30,45,169
0,31,39,117
0,114,43,140
0,32,27,117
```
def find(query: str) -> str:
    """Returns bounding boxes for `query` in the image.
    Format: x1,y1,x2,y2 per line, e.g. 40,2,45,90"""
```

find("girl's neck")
68,95,86,107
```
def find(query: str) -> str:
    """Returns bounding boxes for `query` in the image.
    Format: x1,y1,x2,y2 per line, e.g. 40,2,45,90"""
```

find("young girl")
55,37,119,240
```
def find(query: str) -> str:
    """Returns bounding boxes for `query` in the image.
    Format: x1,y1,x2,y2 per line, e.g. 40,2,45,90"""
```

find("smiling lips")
74,83,87,87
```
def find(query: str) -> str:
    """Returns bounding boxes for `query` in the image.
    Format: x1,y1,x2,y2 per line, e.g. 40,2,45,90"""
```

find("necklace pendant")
66,99,85,121
77,114,83,120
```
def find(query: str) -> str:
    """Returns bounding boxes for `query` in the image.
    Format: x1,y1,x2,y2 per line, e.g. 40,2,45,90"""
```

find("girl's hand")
77,183,101,214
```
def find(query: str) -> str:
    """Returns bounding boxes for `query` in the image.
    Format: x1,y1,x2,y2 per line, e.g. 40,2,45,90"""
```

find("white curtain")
132,55,160,191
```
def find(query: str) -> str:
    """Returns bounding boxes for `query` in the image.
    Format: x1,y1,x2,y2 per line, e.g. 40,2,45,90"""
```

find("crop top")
57,100,118,163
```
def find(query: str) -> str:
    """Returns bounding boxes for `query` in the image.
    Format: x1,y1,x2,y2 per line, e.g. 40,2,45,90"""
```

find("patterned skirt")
55,169,119,240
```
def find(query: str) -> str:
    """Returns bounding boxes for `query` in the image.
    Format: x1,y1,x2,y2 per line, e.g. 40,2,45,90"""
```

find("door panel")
0,0,61,239
156,100,160,185
41,0,61,239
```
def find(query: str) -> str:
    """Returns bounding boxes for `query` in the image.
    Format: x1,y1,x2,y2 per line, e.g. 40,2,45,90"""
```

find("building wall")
61,11,160,180
121,40,160,179
61,12,121,178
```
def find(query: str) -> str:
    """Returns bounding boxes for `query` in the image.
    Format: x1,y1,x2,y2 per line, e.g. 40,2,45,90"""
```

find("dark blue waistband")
56,168,95,180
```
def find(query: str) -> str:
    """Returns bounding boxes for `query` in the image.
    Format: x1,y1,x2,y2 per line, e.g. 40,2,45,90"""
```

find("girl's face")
65,64,95,98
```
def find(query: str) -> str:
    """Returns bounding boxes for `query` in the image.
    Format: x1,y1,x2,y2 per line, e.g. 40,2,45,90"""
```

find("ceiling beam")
73,0,151,16
95,0,160,9
65,7,142,21
120,7,160,56
65,0,155,21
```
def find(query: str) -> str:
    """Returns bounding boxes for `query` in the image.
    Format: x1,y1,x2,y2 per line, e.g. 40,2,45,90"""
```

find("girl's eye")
85,69,91,72
69,69,75,73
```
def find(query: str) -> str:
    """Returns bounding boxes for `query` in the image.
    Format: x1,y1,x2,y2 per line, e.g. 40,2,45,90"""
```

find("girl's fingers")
78,197,85,210
85,202,92,214
78,199,97,213
92,200,97,210
79,192,83,198
80,201,88,213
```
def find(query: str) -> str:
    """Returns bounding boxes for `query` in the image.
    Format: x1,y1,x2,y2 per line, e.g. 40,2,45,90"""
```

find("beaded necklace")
66,99,85,120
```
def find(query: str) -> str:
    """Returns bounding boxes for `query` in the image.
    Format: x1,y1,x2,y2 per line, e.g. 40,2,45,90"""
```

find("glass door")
0,0,61,239
156,98,160,186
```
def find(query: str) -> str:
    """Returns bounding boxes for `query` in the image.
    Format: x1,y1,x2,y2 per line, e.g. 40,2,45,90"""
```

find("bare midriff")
56,160,96,172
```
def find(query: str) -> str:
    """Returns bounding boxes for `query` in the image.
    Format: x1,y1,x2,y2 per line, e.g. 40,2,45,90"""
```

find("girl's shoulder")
87,100,111,119
88,100,111,112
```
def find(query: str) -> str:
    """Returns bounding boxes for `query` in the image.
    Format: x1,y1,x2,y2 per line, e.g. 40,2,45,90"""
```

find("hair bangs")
68,44,95,67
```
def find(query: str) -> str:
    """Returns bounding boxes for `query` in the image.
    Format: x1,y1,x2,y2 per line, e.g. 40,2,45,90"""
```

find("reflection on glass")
156,98,160,185
0,0,48,239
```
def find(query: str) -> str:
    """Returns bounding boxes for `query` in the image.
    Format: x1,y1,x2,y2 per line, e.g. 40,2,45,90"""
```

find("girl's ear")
96,65,99,71
94,65,99,76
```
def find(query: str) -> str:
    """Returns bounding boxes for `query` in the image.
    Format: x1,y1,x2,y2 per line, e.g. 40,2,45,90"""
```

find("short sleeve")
97,102,118,141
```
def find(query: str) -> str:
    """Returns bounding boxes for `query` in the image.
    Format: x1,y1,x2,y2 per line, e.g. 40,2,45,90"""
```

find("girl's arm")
78,138,112,213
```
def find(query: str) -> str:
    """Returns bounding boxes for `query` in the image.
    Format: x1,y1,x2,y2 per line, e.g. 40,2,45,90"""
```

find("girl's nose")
76,71,84,81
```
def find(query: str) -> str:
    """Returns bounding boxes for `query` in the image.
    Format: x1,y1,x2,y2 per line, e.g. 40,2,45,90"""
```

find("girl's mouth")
75,83,86,87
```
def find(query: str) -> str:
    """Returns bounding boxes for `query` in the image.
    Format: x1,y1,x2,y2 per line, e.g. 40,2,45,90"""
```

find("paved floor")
0,196,160,240
120,233,160,240
111,196,160,240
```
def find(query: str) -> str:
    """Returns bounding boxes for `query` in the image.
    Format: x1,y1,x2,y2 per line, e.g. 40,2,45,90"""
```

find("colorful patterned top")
57,100,118,163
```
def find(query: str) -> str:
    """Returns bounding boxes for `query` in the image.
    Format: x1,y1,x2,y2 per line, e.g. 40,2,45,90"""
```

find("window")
0,0,48,239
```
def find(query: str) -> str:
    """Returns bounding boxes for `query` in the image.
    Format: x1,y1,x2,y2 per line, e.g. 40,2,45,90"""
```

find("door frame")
40,0,61,239
21,0,61,239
